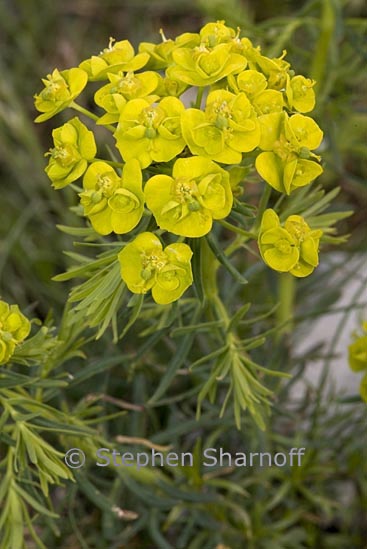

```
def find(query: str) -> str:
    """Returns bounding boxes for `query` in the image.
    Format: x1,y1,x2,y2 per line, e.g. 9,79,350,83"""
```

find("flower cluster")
45,117,97,189
348,322,367,402
0,301,31,364
35,21,326,303
258,210,322,277
118,233,193,304
79,159,144,235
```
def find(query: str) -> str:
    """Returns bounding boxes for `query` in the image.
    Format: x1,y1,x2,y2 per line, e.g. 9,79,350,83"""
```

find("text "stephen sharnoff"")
94,447,306,469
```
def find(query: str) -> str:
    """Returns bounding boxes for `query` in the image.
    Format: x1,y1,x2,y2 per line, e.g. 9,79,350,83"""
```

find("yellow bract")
94,71,160,125
144,156,233,237
118,232,193,304
258,209,322,277
167,42,246,86
34,68,88,122
79,38,149,81
79,160,144,235
182,89,260,164
45,117,97,189
256,112,323,194
114,97,186,168
348,323,367,403
286,75,316,113
0,301,31,364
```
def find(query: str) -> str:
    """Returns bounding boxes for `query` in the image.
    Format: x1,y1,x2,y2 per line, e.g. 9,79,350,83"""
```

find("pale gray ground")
294,252,367,397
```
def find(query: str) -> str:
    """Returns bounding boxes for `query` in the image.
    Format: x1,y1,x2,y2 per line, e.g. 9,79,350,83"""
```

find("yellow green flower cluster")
0,301,31,364
34,21,326,303
348,322,367,402
258,210,322,277
119,233,193,304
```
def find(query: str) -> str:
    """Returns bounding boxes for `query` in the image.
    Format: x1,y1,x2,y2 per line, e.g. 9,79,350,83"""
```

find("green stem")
195,87,205,109
276,273,295,336
92,158,124,168
224,183,271,257
218,219,256,239
70,102,116,132
200,237,219,300
253,183,272,232
200,238,236,344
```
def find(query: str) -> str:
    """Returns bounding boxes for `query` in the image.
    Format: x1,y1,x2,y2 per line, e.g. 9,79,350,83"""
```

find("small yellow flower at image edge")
348,322,367,403
0,301,31,364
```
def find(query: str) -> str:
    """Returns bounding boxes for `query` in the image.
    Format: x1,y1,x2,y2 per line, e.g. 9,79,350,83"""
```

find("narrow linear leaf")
206,233,248,285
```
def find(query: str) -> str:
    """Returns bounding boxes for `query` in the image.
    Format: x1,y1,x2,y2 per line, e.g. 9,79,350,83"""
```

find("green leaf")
120,293,144,339
148,305,201,404
56,224,98,237
227,303,251,332
190,237,205,303
205,233,248,285
13,484,59,518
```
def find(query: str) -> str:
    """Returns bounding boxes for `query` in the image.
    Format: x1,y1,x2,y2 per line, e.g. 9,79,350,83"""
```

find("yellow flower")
34,68,88,122
349,321,367,373
286,75,316,113
139,31,199,70
199,20,237,47
232,70,267,97
258,210,299,272
348,323,367,402
229,70,284,116
79,37,149,81
144,156,233,237
45,117,97,189
167,42,246,87
153,74,188,98
118,232,193,304
284,215,322,277
114,97,186,168
94,71,160,125
258,209,322,277
256,112,323,194
79,160,144,235
0,301,31,364
254,51,290,90
181,89,260,164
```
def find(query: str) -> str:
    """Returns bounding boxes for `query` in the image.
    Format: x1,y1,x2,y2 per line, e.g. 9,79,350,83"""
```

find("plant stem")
277,272,295,336
200,237,219,301
200,238,234,339
224,182,271,257
195,86,205,109
92,158,124,168
70,102,116,132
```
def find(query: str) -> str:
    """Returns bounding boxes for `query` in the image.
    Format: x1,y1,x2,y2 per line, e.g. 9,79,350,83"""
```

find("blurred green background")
0,1,366,547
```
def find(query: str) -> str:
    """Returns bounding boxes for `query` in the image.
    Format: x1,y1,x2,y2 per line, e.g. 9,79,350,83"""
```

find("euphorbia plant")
32,20,348,429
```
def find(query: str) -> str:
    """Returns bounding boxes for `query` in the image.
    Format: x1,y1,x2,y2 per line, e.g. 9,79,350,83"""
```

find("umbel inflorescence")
35,21,325,304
